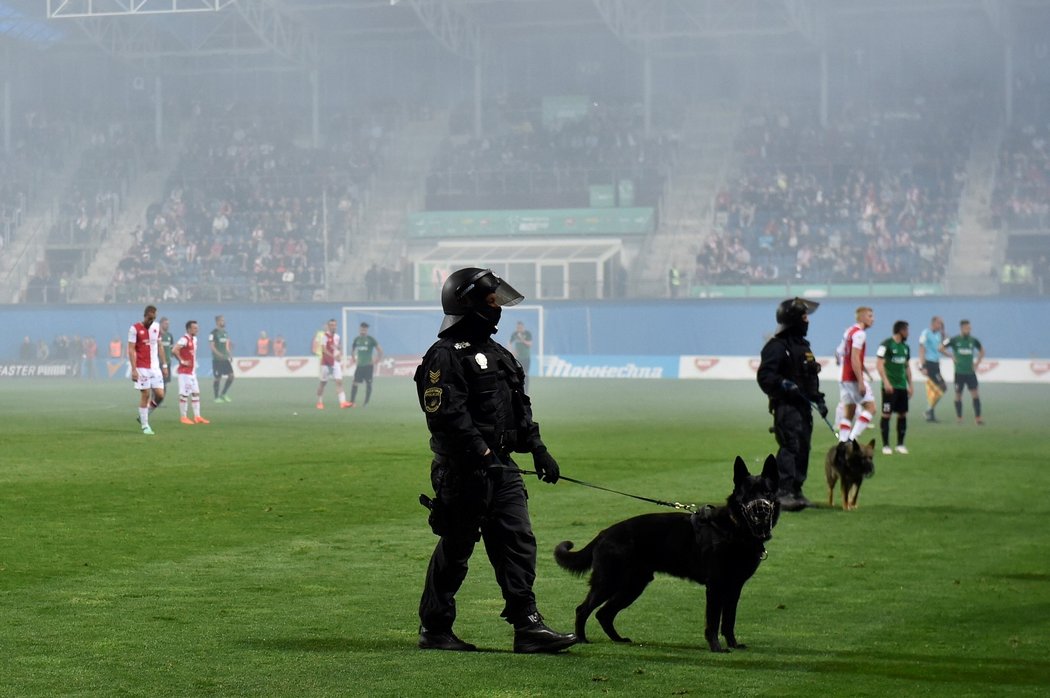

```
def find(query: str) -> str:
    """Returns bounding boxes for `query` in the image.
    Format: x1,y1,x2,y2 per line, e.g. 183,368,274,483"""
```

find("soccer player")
508,321,533,392
128,304,168,436
159,317,174,390
349,322,382,407
316,318,351,409
209,314,234,403
837,306,876,443
943,320,986,425
918,315,949,422
876,320,913,455
174,320,209,426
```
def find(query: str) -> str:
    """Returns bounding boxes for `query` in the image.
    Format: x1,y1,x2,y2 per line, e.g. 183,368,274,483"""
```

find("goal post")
342,305,545,377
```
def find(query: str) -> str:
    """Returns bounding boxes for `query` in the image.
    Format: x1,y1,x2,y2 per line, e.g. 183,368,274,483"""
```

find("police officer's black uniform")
757,298,826,511
414,268,575,654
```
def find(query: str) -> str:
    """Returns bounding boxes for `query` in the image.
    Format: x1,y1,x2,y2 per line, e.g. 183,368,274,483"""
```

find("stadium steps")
945,120,1005,296
0,139,92,303
72,124,193,303
326,108,451,300
632,101,740,298
625,99,743,295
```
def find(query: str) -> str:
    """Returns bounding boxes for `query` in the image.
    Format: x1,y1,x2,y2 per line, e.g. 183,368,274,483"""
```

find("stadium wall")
2,297,1047,367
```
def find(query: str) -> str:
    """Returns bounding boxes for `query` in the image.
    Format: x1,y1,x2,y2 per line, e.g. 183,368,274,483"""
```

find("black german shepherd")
554,455,780,653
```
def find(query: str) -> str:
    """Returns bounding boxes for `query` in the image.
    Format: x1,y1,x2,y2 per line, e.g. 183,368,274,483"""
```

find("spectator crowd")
107,105,390,304
695,100,971,288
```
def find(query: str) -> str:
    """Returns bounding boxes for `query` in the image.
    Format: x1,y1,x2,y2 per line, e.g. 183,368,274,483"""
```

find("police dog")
825,439,876,511
554,455,779,653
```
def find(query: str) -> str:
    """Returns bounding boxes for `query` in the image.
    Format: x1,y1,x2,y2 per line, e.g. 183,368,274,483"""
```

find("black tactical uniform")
757,298,826,511
415,267,575,654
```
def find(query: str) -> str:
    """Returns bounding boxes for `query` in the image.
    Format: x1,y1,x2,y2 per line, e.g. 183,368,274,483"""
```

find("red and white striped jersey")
320,331,340,367
840,323,867,383
128,322,162,370
174,334,197,375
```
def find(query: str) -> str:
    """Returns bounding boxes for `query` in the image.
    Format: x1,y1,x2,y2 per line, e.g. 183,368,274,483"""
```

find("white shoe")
895,445,909,454
882,446,893,455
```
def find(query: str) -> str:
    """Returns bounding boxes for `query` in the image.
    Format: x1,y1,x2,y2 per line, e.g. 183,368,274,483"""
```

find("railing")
1,222,46,303
101,278,328,305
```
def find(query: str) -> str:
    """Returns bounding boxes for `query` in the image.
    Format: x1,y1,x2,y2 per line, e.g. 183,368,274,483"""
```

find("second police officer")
414,267,576,654
757,298,827,512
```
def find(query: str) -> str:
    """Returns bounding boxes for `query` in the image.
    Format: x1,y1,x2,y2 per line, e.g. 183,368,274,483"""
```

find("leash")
808,398,838,438
503,466,699,513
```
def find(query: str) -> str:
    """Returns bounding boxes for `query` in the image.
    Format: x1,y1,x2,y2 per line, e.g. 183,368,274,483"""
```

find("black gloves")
532,446,560,484
780,379,801,396
481,450,503,470
817,401,829,419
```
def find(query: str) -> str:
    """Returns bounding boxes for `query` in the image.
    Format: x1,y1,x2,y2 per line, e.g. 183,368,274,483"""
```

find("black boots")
418,627,477,652
419,614,575,653
512,613,577,654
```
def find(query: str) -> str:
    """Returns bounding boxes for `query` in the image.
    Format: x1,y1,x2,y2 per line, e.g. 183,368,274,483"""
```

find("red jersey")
128,321,162,369
320,331,340,367
840,323,868,383
174,334,197,375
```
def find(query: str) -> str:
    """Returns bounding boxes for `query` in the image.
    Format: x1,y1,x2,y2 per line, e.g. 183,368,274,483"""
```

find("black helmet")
775,297,819,334
439,268,523,335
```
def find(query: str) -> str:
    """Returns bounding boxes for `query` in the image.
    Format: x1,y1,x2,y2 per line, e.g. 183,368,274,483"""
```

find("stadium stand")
105,107,389,303
695,101,971,288
426,98,678,211
993,88,1050,294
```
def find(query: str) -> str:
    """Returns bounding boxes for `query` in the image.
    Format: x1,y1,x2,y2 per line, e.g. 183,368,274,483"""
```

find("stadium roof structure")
0,1,65,45
28,0,1050,73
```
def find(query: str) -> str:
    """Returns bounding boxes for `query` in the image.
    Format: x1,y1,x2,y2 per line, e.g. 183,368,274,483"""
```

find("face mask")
476,304,502,330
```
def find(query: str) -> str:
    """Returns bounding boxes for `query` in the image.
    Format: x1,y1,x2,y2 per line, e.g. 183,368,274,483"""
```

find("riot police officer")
757,298,827,512
414,268,576,653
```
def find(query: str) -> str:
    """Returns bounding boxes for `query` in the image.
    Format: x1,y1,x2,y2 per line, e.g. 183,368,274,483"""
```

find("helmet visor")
793,298,819,316
455,269,524,308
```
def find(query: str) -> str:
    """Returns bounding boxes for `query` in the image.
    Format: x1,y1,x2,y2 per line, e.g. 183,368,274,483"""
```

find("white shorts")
178,373,200,396
839,381,874,406
133,367,164,391
319,363,343,382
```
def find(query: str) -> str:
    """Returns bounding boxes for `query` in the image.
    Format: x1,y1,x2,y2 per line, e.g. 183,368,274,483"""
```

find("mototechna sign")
541,355,677,379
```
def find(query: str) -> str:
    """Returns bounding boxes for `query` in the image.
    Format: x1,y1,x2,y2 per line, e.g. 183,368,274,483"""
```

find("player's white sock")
338,391,347,403
838,418,852,442
192,396,201,418
179,396,188,418
139,406,150,428
850,410,873,441
834,403,845,429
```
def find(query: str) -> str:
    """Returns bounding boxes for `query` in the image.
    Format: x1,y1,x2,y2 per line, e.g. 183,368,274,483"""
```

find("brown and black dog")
825,439,876,510
554,455,779,653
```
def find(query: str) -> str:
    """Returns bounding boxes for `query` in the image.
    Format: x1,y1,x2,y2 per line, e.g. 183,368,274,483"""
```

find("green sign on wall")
407,208,654,238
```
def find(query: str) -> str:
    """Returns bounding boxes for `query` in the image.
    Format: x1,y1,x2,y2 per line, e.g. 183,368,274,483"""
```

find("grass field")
1,377,1048,697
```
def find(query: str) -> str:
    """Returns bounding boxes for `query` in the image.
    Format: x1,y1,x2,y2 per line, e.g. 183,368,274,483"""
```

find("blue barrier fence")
2,297,1047,365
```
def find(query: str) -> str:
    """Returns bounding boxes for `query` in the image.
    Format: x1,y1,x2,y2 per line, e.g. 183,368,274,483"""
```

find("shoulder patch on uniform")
428,369,441,384
423,387,442,413
453,341,471,350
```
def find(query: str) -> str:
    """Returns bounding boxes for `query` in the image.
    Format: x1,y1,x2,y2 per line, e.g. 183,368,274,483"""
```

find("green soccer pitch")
2,378,1048,697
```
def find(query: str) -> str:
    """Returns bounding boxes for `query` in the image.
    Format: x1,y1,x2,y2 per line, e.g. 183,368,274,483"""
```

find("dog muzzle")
740,498,777,541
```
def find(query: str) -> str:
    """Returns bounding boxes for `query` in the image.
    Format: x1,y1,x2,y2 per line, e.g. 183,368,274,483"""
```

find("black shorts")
354,364,374,382
881,388,909,415
924,361,946,391
955,373,979,392
212,359,234,377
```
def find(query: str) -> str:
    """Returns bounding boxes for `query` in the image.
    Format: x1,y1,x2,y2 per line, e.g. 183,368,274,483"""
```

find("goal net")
342,305,545,378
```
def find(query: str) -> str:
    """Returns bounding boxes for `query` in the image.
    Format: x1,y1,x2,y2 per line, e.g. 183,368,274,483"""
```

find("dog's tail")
554,540,595,575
